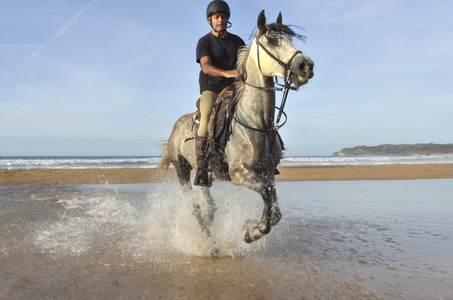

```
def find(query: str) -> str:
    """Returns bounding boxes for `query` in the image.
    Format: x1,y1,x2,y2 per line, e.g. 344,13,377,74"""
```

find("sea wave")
0,156,161,170
1,155,453,170
280,155,453,166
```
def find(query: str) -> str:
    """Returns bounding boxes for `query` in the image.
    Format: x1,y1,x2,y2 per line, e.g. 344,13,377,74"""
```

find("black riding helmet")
206,0,231,19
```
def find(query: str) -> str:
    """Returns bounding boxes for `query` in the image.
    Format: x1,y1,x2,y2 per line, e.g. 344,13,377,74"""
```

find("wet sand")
1,180,452,299
2,163,453,184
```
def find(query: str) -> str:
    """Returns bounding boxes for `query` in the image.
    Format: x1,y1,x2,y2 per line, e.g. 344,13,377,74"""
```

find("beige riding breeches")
198,90,217,137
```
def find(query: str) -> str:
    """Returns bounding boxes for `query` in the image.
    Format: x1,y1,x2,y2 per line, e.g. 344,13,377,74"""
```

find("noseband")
256,37,301,79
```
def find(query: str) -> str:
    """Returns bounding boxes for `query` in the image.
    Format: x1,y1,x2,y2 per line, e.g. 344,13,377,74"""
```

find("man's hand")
200,56,238,79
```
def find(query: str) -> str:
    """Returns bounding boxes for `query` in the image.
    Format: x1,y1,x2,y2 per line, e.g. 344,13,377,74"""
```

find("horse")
159,10,314,243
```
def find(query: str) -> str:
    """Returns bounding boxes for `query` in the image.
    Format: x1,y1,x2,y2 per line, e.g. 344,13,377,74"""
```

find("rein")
232,105,287,157
233,106,287,132
237,35,300,135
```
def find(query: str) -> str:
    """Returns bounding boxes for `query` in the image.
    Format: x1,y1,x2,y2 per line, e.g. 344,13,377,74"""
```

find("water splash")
30,182,268,259
143,182,267,257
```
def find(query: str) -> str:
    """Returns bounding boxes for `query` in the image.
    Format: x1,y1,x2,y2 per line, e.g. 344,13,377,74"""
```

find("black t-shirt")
196,32,245,94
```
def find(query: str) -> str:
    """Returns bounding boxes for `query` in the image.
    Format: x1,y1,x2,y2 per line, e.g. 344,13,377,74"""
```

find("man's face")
210,12,228,32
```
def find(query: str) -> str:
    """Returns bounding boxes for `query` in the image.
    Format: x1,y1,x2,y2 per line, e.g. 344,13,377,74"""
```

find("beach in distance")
2,163,453,185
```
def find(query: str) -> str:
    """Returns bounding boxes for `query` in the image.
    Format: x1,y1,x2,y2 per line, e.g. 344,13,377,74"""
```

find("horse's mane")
236,45,250,70
262,23,307,46
234,45,250,95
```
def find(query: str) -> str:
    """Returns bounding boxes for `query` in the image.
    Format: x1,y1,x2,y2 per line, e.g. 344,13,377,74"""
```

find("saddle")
191,86,284,177
193,86,238,153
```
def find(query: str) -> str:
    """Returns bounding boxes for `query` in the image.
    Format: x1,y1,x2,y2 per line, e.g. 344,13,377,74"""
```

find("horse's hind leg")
175,155,216,238
174,154,192,189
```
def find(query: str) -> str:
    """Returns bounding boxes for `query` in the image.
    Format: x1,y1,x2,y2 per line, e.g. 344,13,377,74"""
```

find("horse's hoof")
209,248,220,256
244,231,253,244
243,219,258,243
200,227,211,239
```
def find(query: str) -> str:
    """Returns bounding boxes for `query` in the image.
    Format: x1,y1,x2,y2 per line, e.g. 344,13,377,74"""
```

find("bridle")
256,34,302,126
235,31,302,132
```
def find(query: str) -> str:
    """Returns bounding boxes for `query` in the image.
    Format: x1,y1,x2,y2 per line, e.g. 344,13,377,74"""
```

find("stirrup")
194,168,212,187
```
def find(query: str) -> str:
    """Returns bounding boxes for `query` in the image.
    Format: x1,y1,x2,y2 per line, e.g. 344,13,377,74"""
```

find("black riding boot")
194,136,212,187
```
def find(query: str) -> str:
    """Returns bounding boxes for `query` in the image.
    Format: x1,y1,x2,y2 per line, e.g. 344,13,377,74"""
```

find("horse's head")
253,10,314,87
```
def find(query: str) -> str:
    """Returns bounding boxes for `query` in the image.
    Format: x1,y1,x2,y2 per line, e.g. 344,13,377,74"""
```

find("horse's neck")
236,55,276,128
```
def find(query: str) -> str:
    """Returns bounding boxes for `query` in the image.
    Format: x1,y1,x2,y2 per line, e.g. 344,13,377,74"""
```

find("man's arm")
200,56,238,79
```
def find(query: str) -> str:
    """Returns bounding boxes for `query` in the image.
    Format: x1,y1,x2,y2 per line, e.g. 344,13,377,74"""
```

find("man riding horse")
160,8,314,243
195,0,245,187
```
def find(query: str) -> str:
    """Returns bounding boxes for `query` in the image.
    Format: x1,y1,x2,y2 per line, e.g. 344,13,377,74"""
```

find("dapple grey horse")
160,10,314,243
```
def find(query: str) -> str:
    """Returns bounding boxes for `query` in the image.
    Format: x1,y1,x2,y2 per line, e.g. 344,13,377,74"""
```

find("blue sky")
1,0,452,156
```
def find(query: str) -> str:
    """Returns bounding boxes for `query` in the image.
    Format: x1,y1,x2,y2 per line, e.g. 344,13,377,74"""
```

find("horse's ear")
275,12,282,24
257,10,266,31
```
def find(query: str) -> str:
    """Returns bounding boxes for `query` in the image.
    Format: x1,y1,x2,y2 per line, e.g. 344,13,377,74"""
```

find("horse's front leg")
201,186,217,227
244,184,281,243
177,179,212,239
180,184,217,238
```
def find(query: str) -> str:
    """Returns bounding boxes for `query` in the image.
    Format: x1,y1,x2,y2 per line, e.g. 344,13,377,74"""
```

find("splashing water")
27,182,267,260
142,182,268,257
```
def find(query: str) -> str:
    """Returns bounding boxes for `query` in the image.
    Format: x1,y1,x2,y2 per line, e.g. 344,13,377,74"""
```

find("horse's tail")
158,142,171,169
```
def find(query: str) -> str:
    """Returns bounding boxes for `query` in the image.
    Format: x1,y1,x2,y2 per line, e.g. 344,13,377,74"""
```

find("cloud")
26,45,44,61
26,0,97,61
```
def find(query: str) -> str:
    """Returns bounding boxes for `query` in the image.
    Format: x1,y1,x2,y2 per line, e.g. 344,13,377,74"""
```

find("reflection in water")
1,180,452,299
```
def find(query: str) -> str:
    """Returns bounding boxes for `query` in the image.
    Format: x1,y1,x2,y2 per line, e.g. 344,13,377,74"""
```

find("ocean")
1,155,453,170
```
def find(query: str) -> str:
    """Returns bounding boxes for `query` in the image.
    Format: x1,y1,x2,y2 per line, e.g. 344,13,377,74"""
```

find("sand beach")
1,163,453,185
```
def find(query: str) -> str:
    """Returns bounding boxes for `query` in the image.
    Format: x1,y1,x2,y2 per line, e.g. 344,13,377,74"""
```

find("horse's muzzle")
291,56,314,86
299,61,314,79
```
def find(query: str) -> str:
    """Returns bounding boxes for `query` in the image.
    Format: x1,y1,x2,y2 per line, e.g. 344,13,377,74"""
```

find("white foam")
142,182,267,257
31,182,269,259
0,156,161,170
3,155,453,170
280,155,453,165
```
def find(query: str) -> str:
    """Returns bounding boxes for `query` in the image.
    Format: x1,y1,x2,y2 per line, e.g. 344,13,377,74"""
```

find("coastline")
2,163,453,185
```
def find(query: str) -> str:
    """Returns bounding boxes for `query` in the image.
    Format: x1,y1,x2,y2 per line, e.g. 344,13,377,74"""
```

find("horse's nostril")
299,63,306,71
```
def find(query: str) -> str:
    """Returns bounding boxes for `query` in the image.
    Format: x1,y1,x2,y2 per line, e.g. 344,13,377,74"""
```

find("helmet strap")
209,20,232,38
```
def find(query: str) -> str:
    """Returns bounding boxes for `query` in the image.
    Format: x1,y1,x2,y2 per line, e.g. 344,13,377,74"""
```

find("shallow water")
1,180,452,299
